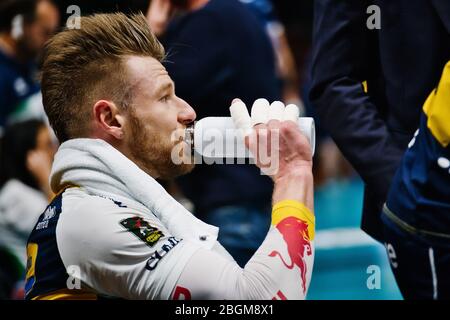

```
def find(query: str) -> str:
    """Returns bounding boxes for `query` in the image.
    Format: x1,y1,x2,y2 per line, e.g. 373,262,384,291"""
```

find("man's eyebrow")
155,81,175,96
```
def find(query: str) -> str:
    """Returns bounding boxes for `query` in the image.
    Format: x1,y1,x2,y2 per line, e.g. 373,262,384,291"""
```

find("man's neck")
97,135,161,180
187,0,209,11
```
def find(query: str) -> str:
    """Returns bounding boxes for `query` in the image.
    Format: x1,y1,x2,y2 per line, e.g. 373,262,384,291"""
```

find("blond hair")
40,13,165,142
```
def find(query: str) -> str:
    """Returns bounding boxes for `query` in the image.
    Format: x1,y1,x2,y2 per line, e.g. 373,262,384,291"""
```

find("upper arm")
310,0,372,92
309,0,377,126
56,199,201,299
174,201,316,300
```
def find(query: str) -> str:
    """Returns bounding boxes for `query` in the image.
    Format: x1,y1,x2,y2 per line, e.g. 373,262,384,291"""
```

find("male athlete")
24,13,315,300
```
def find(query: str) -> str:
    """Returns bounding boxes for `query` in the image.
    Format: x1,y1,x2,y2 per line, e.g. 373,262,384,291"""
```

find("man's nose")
178,98,196,125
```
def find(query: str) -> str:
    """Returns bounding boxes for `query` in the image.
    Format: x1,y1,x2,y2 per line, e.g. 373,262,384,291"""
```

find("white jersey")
25,186,314,300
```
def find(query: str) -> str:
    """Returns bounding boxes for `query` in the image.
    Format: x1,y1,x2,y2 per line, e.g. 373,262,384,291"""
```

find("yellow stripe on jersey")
423,61,450,147
25,243,38,280
32,289,98,300
272,200,315,240
49,184,79,203
25,243,38,296
362,81,368,93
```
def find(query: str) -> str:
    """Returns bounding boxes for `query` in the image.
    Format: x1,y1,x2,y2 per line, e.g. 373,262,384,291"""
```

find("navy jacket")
309,0,450,241
162,0,280,214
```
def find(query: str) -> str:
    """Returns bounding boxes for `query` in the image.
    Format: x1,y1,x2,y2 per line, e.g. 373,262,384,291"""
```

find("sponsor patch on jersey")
145,237,182,271
120,216,164,247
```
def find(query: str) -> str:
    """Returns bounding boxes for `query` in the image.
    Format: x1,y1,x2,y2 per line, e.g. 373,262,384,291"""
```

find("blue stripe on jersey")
25,192,70,300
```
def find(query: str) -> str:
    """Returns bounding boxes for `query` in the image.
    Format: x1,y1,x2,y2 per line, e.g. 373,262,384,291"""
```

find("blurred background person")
147,0,281,267
309,0,450,243
0,119,56,299
0,0,59,133
239,0,304,113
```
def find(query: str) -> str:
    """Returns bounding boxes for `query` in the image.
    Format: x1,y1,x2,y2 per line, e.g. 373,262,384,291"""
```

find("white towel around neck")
50,138,218,249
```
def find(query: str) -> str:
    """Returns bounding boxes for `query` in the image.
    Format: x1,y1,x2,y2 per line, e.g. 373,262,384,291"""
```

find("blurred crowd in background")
0,0,401,300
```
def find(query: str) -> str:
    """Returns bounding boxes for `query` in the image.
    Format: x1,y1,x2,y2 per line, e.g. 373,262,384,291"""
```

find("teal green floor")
307,178,403,300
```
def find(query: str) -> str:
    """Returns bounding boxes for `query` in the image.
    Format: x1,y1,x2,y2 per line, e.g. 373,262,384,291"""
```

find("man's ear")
92,100,126,140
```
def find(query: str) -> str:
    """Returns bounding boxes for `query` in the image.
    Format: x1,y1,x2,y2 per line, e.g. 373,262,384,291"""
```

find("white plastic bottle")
185,117,315,159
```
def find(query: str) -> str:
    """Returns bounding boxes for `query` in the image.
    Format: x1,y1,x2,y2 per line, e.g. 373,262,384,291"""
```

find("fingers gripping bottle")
185,99,315,159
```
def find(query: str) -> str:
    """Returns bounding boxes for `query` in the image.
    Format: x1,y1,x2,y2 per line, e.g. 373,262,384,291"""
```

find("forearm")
272,169,314,211
173,200,315,300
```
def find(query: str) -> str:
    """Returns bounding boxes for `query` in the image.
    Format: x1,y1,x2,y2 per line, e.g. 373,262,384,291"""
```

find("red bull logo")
269,216,313,295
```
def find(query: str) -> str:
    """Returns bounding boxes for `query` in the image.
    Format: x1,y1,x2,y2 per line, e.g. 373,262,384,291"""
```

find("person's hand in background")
146,0,174,37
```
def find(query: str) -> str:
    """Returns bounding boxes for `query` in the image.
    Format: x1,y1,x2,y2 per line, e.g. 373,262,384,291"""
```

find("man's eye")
160,95,170,102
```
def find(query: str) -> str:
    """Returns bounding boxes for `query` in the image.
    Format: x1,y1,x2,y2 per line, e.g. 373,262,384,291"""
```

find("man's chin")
175,162,195,177
161,162,195,180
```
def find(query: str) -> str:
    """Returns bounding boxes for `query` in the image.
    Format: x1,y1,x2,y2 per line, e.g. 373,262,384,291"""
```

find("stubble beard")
128,111,194,180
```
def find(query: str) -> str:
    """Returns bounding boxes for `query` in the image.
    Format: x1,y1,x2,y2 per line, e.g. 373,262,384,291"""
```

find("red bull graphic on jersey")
269,200,315,295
